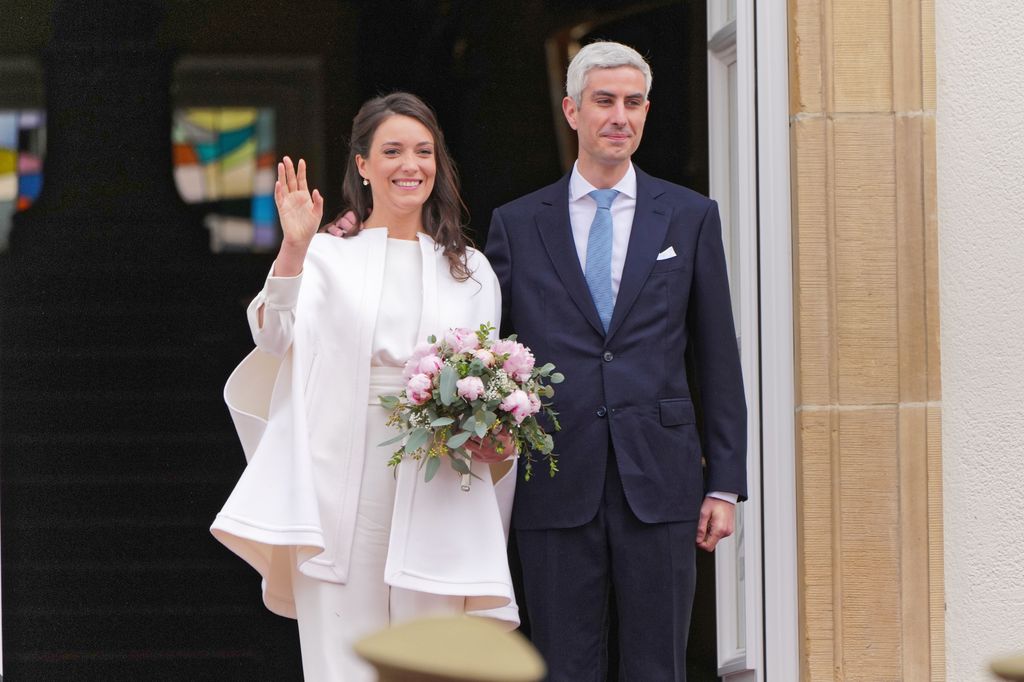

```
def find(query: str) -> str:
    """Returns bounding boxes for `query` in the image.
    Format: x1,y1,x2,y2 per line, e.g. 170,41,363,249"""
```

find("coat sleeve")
484,209,514,338
687,200,748,500
247,243,332,357
246,269,303,358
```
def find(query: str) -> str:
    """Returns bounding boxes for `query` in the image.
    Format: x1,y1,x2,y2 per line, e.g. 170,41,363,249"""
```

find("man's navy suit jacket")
485,168,747,530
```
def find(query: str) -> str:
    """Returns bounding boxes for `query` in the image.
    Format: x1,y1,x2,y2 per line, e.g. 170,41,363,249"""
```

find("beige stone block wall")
789,0,942,679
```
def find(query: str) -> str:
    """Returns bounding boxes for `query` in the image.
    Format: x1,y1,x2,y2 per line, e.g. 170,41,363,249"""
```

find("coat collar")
534,174,606,337
607,168,670,341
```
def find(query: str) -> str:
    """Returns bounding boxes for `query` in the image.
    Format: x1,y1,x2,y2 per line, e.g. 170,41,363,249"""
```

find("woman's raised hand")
271,157,324,277
275,156,324,249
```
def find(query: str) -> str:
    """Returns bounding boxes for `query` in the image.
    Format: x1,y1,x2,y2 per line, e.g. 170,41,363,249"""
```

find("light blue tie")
585,189,619,332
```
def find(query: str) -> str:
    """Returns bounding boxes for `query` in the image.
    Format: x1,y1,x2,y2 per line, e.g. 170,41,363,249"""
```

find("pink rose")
456,376,485,401
500,344,535,382
528,392,542,415
406,373,433,405
473,348,495,367
490,339,519,356
499,389,533,425
403,342,438,381
418,354,444,377
445,328,480,353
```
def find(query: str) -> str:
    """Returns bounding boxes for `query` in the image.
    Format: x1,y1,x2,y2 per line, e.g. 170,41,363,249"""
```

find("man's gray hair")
565,41,653,105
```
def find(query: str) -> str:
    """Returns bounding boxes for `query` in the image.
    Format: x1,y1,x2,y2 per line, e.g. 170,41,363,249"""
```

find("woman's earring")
362,178,369,187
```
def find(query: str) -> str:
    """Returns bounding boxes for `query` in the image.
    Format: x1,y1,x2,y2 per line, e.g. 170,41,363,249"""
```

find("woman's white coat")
210,229,517,626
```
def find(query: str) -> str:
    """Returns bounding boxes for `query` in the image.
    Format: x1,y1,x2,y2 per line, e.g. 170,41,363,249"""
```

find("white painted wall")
937,1,1024,680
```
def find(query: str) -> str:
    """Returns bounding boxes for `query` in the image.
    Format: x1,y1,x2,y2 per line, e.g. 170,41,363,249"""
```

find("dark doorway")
0,1,717,679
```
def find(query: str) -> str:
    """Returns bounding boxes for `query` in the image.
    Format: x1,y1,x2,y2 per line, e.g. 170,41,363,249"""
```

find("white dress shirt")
568,162,738,507
569,161,637,302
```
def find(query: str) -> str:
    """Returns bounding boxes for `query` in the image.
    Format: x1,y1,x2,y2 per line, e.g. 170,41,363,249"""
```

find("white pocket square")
656,246,677,261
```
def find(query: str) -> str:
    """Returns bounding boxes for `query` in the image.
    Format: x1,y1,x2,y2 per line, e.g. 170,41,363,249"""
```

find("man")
484,41,747,681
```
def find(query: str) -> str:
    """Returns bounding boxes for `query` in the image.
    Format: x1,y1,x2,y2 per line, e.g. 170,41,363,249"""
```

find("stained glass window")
172,107,277,252
0,109,45,250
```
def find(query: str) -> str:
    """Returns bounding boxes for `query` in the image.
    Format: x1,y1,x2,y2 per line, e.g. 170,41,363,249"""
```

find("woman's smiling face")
356,114,437,218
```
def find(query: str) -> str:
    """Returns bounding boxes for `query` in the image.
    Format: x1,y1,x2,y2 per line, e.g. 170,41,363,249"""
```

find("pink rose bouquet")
379,323,562,489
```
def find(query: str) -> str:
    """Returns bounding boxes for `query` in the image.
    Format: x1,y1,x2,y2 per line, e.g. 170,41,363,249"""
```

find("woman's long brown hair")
333,92,473,281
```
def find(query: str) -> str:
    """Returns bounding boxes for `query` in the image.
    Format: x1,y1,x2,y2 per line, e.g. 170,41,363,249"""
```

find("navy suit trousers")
515,446,698,682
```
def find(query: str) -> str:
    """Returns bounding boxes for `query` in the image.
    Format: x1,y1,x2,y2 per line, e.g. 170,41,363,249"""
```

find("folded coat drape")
210,228,517,627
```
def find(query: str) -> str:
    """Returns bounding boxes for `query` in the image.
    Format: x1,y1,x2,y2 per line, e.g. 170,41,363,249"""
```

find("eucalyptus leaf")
404,428,430,454
447,430,472,449
379,395,401,410
424,456,441,482
378,431,409,447
540,434,554,453
439,366,458,406
430,417,455,427
538,362,555,376
450,457,470,475
482,410,498,427
474,420,488,438
550,372,565,384
462,416,477,434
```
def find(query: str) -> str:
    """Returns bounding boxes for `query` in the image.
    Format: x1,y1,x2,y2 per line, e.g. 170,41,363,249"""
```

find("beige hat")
354,615,545,682
993,652,1024,681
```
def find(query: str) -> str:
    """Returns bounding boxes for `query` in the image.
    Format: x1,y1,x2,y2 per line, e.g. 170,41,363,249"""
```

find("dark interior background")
0,1,716,679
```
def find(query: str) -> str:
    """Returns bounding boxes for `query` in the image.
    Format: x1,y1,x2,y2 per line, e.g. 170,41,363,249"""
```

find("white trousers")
290,371,465,682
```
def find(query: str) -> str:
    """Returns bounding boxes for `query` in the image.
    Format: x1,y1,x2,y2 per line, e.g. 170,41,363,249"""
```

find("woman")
211,93,517,682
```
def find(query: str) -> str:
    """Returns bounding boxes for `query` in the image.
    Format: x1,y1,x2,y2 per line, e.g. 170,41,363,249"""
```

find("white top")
568,161,638,302
371,238,423,367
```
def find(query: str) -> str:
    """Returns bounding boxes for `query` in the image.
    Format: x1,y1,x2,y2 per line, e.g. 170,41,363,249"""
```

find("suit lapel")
535,176,606,337
606,170,670,341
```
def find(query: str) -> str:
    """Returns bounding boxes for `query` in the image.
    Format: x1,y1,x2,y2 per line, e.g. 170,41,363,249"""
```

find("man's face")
563,66,650,170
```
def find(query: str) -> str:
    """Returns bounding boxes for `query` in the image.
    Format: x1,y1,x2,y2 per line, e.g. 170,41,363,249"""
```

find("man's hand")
464,428,516,464
695,497,736,552
323,210,358,237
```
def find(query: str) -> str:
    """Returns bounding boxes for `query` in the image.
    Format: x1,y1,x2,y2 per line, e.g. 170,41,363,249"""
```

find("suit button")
596,406,607,417
603,351,614,362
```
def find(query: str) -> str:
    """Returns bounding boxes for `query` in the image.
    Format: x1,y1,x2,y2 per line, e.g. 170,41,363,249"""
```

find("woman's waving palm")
272,156,324,277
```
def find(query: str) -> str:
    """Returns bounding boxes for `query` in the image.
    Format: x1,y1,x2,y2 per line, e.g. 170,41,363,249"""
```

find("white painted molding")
755,0,800,680
708,1,765,677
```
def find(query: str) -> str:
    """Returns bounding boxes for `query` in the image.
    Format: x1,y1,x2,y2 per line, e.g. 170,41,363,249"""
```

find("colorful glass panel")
0,109,46,250
172,107,277,252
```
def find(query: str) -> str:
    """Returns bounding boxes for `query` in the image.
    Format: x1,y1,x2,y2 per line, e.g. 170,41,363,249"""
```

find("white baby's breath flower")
491,369,518,395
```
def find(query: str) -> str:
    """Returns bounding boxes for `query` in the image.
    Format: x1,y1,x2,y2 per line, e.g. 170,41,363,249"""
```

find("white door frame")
755,1,799,680
707,1,798,680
